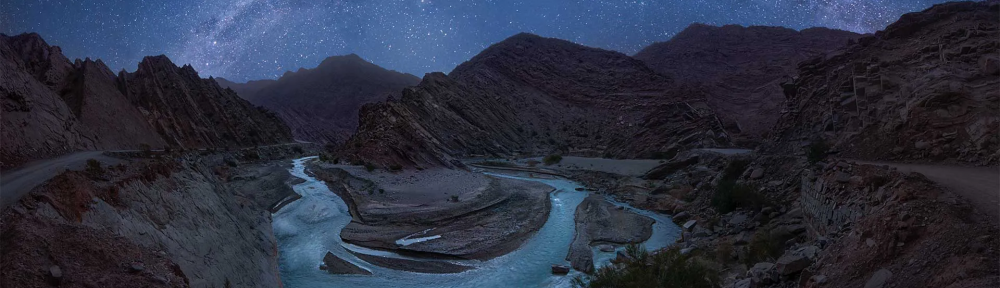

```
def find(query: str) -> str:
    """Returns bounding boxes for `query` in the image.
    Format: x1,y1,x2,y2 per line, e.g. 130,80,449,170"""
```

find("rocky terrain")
767,1,999,165
635,24,860,143
0,33,292,170
0,145,311,287
567,195,654,273
340,33,731,168
217,54,421,144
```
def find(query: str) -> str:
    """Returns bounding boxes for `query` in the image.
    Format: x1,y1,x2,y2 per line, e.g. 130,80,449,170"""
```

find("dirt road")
854,161,999,222
0,151,123,209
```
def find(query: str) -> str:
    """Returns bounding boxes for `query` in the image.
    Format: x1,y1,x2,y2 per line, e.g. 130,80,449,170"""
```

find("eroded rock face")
342,33,730,168
768,1,1000,165
635,24,860,142
217,55,421,144
0,33,292,170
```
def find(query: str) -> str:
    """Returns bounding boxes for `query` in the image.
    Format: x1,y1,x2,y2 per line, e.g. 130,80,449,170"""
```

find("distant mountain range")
217,54,420,144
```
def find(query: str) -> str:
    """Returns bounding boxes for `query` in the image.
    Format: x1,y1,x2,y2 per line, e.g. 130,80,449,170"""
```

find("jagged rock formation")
343,33,730,168
769,1,999,165
217,54,421,144
0,33,292,170
635,24,860,142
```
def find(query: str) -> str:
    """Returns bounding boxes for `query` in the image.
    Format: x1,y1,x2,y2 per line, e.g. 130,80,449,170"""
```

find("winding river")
272,156,681,287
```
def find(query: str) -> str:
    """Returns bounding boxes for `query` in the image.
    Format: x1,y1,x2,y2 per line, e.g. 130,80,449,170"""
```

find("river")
271,156,681,287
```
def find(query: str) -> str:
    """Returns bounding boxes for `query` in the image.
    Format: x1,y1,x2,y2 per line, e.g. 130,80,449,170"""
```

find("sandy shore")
347,251,473,274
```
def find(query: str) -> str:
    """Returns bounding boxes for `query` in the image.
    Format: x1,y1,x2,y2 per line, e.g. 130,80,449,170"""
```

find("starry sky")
2,0,950,82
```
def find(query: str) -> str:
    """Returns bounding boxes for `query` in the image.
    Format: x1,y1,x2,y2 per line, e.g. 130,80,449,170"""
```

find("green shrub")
85,159,104,178
743,229,791,266
807,139,830,164
712,180,767,214
364,162,376,172
449,195,459,202
389,164,403,171
576,245,719,288
543,154,563,165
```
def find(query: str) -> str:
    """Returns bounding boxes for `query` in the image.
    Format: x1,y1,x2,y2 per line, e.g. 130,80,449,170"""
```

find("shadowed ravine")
272,156,681,287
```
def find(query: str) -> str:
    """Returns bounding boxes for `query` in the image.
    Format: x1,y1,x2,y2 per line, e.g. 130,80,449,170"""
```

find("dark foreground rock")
321,252,371,275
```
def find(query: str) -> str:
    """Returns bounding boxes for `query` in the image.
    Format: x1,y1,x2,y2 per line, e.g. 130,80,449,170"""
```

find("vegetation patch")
711,159,769,213
807,139,830,164
543,154,563,165
576,245,719,288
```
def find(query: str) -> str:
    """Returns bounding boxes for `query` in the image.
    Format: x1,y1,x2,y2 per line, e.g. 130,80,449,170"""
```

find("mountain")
768,1,999,165
341,33,731,168
635,24,860,143
0,33,292,170
217,54,421,144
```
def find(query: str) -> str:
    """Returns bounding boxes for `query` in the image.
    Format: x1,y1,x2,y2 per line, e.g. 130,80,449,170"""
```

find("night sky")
3,0,950,82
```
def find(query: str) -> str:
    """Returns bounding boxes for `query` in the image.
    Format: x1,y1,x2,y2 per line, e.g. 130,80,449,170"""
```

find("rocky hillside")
635,24,859,142
217,54,421,144
769,1,999,165
342,33,730,168
0,33,292,170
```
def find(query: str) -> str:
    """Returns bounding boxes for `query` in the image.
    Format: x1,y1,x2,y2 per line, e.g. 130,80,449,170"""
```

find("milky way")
2,0,949,82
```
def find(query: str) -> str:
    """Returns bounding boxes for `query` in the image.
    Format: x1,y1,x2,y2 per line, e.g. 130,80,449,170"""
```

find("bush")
389,164,403,171
712,180,767,214
364,162,376,172
543,154,563,165
85,159,104,178
449,195,459,202
807,139,830,164
476,160,515,167
576,245,718,288
743,229,791,266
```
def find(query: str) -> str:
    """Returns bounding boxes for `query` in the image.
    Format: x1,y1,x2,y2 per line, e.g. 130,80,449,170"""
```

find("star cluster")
2,0,949,82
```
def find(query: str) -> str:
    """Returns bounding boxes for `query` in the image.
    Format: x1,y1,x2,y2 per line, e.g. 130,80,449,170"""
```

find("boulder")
683,220,697,231
612,250,634,264
776,254,812,275
673,211,691,221
597,244,615,252
749,168,765,179
551,265,571,275
47,265,62,285
321,252,372,275
732,278,752,288
863,268,892,288
748,262,778,284
981,56,999,75
835,172,851,183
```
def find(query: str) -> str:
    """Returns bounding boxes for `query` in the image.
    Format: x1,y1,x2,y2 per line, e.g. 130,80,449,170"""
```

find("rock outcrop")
217,55,420,144
768,1,999,165
635,24,860,142
342,33,730,168
0,33,292,170
0,147,306,287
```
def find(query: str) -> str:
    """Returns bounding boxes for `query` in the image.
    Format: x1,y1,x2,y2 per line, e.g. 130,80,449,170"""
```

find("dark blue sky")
2,0,948,82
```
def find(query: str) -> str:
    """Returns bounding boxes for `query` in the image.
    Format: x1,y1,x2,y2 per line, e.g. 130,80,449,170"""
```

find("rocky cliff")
635,24,860,142
769,1,999,165
217,54,421,144
342,33,730,168
0,33,292,170
0,148,305,287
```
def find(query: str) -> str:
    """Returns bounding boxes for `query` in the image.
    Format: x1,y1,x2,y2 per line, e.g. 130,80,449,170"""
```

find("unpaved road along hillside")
855,161,999,222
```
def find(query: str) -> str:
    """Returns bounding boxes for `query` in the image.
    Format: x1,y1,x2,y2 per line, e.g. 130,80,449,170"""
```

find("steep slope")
218,54,421,144
342,33,730,168
769,1,999,165
635,24,859,142
0,33,292,170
